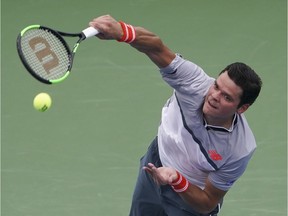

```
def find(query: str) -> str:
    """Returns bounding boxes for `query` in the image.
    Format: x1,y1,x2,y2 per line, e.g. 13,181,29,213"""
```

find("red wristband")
118,21,136,43
170,171,190,193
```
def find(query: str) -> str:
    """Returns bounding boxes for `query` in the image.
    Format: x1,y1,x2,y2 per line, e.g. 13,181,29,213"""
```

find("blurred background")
1,0,287,215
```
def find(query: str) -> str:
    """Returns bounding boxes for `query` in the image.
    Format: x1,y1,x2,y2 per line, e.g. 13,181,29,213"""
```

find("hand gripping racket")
16,25,99,84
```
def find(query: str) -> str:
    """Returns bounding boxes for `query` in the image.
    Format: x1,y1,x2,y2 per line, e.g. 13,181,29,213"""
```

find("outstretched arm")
89,15,176,68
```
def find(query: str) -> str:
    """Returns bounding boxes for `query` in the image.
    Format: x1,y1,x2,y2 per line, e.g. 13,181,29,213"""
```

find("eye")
214,82,219,90
223,94,233,102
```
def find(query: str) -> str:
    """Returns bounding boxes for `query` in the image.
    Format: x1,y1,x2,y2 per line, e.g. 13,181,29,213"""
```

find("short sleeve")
208,151,255,191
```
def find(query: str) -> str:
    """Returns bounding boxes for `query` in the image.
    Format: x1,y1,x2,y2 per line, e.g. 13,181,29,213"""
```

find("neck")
204,115,235,130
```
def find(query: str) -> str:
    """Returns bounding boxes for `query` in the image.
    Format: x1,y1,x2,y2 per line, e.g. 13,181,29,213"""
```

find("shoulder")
160,54,210,80
160,54,214,95
233,114,257,154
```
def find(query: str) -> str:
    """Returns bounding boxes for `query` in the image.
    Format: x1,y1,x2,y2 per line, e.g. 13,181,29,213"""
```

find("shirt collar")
204,114,238,133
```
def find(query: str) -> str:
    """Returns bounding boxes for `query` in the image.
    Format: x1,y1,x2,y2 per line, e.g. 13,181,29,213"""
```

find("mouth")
207,100,218,109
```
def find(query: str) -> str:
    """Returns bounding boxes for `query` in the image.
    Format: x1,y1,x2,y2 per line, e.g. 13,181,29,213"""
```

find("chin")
203,104,219,118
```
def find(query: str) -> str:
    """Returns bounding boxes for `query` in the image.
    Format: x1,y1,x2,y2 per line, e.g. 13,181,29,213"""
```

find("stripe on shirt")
175,93,219,171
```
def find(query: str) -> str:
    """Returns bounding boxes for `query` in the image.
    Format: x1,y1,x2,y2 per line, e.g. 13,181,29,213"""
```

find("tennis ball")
33,93,52,112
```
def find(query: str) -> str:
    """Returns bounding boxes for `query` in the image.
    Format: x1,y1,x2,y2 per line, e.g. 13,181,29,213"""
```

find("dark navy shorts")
129,137,222,216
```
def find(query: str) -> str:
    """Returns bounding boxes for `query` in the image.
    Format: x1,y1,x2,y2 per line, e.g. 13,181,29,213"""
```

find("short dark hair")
219,62,262,107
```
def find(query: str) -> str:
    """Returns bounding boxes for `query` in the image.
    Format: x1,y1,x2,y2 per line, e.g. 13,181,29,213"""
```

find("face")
203,71,248,126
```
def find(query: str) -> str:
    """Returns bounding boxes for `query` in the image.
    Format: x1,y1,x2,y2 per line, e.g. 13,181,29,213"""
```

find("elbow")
182,199,218,214
198,204,218,214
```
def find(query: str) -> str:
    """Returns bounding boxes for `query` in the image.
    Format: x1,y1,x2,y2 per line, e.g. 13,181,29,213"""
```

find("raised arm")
89,15,176,68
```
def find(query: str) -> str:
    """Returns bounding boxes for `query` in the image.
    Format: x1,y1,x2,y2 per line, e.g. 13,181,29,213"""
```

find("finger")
95,33,107,40
147,163,157,170
143,166,155,177
143,167,160,185
142,166,152,172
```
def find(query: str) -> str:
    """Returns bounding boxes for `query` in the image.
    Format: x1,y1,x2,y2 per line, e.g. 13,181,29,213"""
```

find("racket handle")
82,27,99,39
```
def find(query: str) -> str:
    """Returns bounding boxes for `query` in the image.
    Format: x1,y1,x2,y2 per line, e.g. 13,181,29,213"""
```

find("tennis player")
89,15,262,216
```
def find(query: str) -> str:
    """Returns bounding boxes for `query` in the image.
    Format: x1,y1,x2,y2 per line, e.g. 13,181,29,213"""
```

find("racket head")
16,25,73,84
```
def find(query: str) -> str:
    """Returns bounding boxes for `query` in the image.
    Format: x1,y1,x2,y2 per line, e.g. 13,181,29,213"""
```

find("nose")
211,90,221,101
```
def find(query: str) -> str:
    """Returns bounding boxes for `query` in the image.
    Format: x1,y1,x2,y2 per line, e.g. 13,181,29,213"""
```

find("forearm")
130,27,175,68
89,15,175,68
126,27,175,68
130,27,162,53
144,164,226,214
174,175,226,214
178,183,219,214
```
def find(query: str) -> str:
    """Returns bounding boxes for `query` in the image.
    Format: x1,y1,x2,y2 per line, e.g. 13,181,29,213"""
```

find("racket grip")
82,27,99,39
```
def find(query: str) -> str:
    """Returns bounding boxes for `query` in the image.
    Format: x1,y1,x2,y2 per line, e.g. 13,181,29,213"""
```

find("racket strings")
20,29,70,80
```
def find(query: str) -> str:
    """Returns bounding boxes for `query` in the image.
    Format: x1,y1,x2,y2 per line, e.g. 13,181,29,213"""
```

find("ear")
237,104,250,114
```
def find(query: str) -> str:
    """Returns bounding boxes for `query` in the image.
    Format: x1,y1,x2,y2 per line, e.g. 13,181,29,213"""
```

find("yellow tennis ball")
33,93,52,112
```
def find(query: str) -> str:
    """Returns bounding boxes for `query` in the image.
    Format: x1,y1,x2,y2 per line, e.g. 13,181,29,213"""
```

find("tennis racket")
16,25,99,84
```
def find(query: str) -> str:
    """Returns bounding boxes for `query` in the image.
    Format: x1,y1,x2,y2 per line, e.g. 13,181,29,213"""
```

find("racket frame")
17,25,85,84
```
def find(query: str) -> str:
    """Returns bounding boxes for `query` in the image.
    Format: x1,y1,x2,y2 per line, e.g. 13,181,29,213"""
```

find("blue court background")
1,0,287,215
